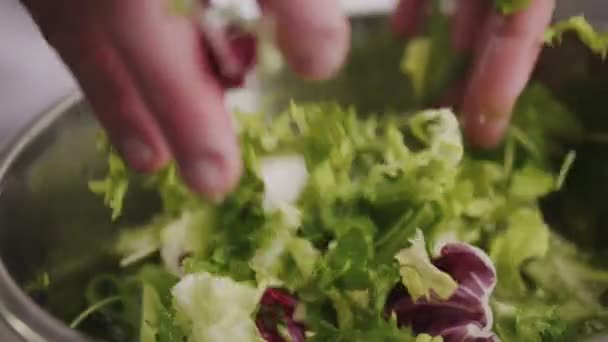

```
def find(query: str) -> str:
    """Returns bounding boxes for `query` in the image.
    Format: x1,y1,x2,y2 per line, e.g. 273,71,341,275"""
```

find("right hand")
392,0,555,148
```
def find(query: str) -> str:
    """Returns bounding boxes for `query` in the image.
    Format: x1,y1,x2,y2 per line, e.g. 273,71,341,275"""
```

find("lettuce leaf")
493,300,569,342
490,208,550,298
171,272,263,342
400,1,466,105
545,16,608,58
88,144,129,221
395,230,458,301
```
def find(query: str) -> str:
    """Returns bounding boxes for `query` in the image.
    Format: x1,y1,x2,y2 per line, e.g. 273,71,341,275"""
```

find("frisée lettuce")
80,94,608,342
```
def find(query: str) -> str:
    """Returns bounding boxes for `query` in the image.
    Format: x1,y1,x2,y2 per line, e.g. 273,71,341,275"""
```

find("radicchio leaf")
256,288,306,342
199,5,257,88
441,323,498,342
387,243,499,342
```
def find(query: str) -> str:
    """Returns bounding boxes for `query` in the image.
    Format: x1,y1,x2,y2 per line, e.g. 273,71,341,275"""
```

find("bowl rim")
0,91,90,342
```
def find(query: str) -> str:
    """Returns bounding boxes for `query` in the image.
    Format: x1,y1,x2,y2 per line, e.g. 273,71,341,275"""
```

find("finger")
258,0,350,80
462,0,555,148
451,0,491,52
105,0,241,198
32,3,170,172
391,0,427,38
439,77,468,109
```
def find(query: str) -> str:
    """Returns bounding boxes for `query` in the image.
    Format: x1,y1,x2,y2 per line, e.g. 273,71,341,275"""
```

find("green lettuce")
490,208,550,298
171,272,263,342
545,16,608,58
395,230,458,301
88,95,601,341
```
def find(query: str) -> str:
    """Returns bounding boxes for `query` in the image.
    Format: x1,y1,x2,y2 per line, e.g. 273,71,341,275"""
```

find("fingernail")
180,157,234,200
120,138,154,171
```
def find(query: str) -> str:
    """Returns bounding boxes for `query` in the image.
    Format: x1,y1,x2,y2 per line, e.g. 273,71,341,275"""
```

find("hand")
20,0,350,199
393,0,555,148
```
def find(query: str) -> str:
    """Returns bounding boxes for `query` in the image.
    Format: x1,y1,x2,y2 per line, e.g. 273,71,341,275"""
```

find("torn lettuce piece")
315,227,376,292
408,108,463,167
402,38,431,99
249,210,320,289
395,230,458,301
115,224,161,268
159,209,215,276
555,150,576,190
89,152,129,220
508,164,554,201
139,284,162,342
545,16,608,58
260,154,309,213
490,208,550,298
493,299,570,342
524,235,608,322
171,272,263,342
400,1,466,104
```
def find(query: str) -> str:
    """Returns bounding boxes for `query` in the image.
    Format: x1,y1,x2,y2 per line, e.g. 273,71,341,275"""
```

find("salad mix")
31,1,608,342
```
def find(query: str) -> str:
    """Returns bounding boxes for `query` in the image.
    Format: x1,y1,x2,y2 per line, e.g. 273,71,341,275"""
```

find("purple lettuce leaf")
256,288,306,342
199,3,257,89
387,243,499,342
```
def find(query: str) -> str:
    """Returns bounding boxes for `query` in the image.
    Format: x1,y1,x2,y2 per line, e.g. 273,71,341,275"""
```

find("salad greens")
45,5,608,342
545,15,608,58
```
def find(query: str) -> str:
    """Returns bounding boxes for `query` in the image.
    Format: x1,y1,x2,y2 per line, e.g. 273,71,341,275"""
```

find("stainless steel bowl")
0,11,607,342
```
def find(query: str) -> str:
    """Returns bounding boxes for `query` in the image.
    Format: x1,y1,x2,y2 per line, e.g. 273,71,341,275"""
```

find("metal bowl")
0,12,607,342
